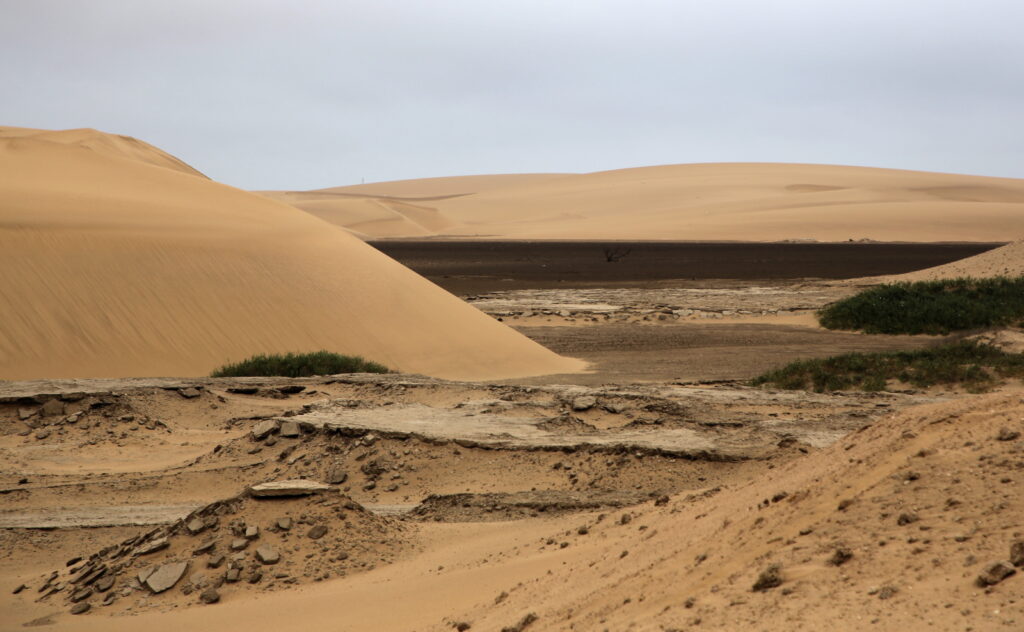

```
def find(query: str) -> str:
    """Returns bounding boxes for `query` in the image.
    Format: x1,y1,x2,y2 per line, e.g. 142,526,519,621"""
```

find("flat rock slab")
249,480,334,497
145,561,189,593
0,504,202,529
285,404,755,460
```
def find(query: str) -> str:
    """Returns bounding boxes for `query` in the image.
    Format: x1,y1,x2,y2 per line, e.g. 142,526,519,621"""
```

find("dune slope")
274,163,1024,241
0,128,583,381
883,240,1024,281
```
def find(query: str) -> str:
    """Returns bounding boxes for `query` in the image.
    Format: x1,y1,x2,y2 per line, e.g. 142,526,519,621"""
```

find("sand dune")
0,127,584,381
270,163,1024,241
882,240,1024,281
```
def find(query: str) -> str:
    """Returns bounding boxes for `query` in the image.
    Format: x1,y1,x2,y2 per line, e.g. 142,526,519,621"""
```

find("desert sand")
0,127,584,381
262,163,1024,241
6,126,1024,632
882,240,1024,281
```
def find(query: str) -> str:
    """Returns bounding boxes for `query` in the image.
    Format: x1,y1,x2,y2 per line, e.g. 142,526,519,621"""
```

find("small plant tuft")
752,341,1024,393
211,351,389,378
819,277,1024,335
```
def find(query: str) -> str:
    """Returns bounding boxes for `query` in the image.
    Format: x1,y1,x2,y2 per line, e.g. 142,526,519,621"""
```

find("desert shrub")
211,351,389,378
751,341,1024,393
818,277,1024,335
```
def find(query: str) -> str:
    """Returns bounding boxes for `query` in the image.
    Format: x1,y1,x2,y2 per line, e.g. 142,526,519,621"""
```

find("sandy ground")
261,163,1024,241
5,126,1024,632
0,127,582,381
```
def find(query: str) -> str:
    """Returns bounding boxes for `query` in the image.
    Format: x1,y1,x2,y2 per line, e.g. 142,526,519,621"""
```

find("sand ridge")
264,163,1024,241
0,126,584,381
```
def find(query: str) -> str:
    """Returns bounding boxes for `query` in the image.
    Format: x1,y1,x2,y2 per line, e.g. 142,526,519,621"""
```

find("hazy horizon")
3,0,1023,190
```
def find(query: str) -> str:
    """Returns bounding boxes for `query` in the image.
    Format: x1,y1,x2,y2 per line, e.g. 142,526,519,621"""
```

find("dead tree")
603,246,632,263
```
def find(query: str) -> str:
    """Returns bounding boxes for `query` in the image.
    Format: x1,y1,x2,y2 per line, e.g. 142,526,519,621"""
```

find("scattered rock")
897,513,919,526
877,586,898,600
325,467,348,485
255,546,280,565
251,420,279,440
199,588,221,604
185,518,206,535
178,387,202,399
571,396,597,412
207,554,226,569
34,428,51,440
230,538,249,551
12,583,27,595
225,568,241,583
829,548,853,566
193,539,216,555
501,613,538,632
144,561,189,594
997,427,1021,442
94,575,114,592
308,525,328,540
279,421,301,438
70,602,90,615
977,561,1017,587
249,480,333,497
276,517,293,531
1010,541,1024,567
136,537,170,555
244,526,259,540
39,399,65,417
752,564,783,592
70,587,93,603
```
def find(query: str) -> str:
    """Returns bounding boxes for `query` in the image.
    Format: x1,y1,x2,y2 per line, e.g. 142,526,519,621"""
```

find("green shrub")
818,277,1024,335
751,341,1024,393
211,351,390,378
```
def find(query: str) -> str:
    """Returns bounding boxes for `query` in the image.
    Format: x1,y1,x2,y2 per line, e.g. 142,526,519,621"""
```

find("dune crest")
269,163,1024,241
880,239,1024,281
0,127,584,381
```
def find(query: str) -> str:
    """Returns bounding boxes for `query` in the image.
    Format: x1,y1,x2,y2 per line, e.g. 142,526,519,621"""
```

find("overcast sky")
2,1,1022,189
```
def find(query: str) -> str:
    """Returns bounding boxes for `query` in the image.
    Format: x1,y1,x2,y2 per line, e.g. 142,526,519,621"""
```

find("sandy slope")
9,383,1022,631
268,163,1024,241
0,127,583,381
883,240,1024,281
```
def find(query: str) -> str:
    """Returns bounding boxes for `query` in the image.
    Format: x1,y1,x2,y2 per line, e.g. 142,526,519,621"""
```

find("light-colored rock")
571,396,597,412
135,537,169,555
255,546,280,565
251,420,279,440
249,480,333,498
145,561,189,594
279,421,301,438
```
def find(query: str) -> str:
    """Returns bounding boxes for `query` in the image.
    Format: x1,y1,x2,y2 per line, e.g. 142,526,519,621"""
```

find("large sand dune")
265,163,1024,241
0,127,584,381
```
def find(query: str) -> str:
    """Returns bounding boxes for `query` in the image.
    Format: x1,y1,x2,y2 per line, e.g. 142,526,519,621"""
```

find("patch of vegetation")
818,277,1024,335
211,351,389,378
751,341,1024,393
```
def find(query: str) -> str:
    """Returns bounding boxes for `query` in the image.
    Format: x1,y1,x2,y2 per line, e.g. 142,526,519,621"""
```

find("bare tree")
603,246,632,263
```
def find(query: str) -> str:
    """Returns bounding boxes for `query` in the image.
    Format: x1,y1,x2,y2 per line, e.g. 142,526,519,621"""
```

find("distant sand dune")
0,127,583,381
267,163,1024,241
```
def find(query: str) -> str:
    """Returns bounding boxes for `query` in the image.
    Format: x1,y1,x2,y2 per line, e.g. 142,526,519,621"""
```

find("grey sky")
2,0,1022,189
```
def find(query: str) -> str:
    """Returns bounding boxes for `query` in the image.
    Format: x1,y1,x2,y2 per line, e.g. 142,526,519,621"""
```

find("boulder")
145,561,189,594
307,525,328,540
249,480,333,498
70,602,90,615
185,518,206,535
279,421,301,438
276,517,293,531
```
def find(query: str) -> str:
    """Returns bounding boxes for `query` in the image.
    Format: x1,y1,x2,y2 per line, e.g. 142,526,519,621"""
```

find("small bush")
751,341,1024,393
211,351,389,378
818,277,1024,335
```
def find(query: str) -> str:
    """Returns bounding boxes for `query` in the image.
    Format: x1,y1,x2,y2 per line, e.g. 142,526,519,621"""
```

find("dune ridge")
0,127,584,381
879,240,1024,281
266,163,1024,241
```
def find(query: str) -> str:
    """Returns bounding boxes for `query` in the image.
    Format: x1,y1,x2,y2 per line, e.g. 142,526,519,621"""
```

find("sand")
263,163,1024,241
882,239,1024,281
0,127,584,381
